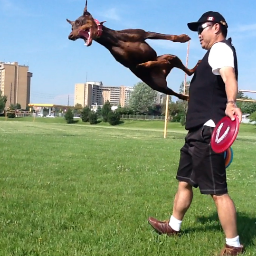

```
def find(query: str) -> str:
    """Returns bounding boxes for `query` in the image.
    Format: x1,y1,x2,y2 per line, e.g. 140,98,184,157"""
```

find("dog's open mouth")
78,27,93,46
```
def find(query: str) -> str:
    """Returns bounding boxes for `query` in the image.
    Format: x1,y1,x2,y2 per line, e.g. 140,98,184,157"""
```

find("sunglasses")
197,23,213,34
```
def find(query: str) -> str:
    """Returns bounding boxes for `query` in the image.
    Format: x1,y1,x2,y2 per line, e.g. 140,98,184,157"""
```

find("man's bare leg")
212,194,238,238
172,181,193,221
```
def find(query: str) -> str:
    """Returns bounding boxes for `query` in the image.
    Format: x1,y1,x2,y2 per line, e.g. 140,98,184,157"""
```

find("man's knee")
211,193,230,205
178,181,192,191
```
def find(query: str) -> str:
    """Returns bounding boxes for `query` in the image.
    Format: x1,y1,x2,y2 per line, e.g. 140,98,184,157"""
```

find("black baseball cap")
187,11,228,31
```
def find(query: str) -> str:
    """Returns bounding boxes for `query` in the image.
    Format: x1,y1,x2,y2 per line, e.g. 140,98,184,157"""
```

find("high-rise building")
120,86,133,107
74,81,103,107
74,82,133,108
102,86,121,106
0,62,32,109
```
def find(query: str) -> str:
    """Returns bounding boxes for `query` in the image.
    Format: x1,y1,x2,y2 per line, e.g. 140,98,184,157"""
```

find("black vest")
185,38,238,130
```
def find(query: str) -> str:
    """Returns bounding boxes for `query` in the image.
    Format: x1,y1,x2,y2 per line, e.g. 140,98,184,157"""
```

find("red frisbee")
211,116,240,153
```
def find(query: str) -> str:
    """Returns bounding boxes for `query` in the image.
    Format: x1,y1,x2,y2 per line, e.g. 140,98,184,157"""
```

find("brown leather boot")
220,244,244,255
148,217,179,236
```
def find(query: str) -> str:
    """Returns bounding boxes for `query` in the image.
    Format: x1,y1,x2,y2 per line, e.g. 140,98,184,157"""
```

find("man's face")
197,22,215,50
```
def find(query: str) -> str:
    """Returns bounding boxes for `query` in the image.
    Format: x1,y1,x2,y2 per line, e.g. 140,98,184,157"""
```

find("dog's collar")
94,19,105,38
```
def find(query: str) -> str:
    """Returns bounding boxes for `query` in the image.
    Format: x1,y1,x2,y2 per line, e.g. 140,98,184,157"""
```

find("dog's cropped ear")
66,19,74,25
83,0,90,15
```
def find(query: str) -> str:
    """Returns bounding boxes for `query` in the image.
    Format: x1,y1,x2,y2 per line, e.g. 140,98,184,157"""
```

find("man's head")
187,11,228,50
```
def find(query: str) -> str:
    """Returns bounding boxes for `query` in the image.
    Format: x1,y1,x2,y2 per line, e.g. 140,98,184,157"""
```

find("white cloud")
52,94,74,106
0,0,24,13
235,23,256,32
99,8,121,21
0,0,42,17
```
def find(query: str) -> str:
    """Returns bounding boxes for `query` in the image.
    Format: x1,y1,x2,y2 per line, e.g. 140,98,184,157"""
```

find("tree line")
53,82,256,125
2,83,256,124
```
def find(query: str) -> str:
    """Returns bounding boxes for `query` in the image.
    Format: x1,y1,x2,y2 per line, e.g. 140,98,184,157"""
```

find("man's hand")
225,102,242,122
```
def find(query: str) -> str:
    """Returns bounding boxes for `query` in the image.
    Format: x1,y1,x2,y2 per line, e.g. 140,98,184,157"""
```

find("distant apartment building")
74,81,103,107
155,92,165,104
121,86,133,107
102,86,121,106
74,81,133,107
0,62,32,109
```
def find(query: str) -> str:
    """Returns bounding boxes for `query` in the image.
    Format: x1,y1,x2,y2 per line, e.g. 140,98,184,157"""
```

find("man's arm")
219,66,242,122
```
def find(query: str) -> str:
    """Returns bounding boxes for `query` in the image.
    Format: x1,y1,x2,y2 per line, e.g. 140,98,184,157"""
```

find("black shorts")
176,125,227,195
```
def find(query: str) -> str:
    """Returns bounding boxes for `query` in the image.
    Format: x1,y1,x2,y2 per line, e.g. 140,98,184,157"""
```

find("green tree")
237,91,245,99
89,112,98,124
102,101,112,122
81,106,91,122
74,103,83,117
168,100,187,125
116,106,134,115
0,90,7,113
14,103,21,109
129,82,157,114
96,106,102,117
179,80,190,95
249,111,256,123
148,104,162,116
74,103,83,109
7,104,16,118
236,92,256,114
238,101,256,114
108,111,120,125
64,108,74,124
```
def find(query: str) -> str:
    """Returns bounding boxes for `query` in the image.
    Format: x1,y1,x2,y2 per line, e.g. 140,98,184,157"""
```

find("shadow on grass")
186,212,256,247
112,120,124,125
66,120,80,124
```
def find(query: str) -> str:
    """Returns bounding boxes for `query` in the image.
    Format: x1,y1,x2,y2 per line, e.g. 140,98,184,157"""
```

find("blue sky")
1,0,256,105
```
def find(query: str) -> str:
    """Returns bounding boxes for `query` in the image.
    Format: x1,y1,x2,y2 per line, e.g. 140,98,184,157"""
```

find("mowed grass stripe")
0,120,255,255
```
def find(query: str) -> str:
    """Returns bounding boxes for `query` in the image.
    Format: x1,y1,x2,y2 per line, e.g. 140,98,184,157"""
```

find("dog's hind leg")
137,59,169,69
145,32,190,43
163,55,201,75
137,55,200,76
140,74,188,101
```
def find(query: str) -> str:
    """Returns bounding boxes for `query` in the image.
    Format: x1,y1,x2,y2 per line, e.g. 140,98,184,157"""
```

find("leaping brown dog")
67,1,200,100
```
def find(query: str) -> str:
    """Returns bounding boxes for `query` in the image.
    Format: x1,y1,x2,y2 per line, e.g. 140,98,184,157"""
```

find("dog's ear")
66,19,74,25
83,0,89,15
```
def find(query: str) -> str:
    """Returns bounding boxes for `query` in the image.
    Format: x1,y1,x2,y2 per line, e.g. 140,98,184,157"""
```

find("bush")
7,110,15,118
108,111,120,125
249,111,256,123
81,106,91,122
89,112,98,124
180,115,186,126
102,101,112,122
64,108,74,124
171,113,182,122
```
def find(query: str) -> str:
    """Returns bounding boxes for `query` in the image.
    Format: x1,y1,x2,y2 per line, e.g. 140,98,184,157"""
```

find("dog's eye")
75,20,81,26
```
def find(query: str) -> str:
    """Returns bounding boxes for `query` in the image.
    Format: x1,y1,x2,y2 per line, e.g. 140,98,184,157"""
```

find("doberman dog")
67,1,200,100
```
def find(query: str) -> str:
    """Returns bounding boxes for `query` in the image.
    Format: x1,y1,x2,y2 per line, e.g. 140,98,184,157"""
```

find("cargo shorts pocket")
201,126,213,144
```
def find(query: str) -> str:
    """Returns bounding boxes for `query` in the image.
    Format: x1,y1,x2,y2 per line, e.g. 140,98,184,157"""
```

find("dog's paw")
177,34,191,43
180,94,189,101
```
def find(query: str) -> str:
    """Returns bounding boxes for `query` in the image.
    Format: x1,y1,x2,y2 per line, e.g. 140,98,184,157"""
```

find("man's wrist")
226,100,237,107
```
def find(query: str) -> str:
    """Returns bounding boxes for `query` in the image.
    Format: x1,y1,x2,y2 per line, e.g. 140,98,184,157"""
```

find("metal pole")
183,41,190,95
164,95,169,138
238,90,256,93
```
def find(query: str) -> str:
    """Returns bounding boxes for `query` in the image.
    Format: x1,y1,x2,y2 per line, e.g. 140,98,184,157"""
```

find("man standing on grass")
148,11,244,256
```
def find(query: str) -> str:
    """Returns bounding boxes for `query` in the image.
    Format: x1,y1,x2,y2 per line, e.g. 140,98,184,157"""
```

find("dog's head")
67,0,101,46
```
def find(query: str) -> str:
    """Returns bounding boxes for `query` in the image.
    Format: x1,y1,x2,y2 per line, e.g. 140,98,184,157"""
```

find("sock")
169,215,182,231
226,236,241,247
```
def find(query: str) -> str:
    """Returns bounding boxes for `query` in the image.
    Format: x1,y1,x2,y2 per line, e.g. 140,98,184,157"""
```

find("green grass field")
0,118,255,255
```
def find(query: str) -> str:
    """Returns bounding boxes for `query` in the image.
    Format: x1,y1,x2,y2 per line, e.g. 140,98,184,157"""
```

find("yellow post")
164,95,169,138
